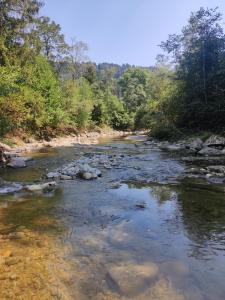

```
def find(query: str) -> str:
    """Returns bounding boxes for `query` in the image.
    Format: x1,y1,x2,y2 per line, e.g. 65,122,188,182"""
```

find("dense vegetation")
0,1,225,139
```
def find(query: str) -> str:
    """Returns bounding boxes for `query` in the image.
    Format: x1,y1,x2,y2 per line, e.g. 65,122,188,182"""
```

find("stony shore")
6,129,129,153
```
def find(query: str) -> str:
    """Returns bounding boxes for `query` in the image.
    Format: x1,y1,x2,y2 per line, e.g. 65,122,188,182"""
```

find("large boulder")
186,138,203,151
7,157,27,168
198,147,223,156
204,135,225,147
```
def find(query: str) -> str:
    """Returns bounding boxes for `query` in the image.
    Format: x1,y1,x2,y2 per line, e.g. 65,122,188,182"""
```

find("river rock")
78,164,101,180
107,262,159,296
61,166,80,177
0,183,23,195
25,181,57,192
135,201,147,209
186,138,203,151
7,157,27,168
158,142,184,152
198,147,223,156
185,167,207,175
46,172,60,179
60,175,72,180
204,135,225,147
206,165,225,175
80,172,97,180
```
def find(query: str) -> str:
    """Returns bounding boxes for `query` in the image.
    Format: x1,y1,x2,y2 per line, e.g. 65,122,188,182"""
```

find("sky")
41,0,225,66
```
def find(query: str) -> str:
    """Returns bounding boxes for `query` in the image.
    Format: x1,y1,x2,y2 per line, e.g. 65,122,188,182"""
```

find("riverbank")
4,129,129,153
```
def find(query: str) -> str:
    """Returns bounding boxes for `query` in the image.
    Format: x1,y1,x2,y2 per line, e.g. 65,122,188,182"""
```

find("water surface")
0,137,225,299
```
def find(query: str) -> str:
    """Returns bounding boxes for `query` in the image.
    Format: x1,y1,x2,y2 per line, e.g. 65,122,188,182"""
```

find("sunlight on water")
0,138,225,299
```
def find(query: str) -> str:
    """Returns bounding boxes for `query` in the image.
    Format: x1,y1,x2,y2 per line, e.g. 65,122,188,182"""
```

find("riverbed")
0,136,225,300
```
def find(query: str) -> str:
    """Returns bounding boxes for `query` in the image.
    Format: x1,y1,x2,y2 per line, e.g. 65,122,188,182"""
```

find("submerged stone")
7,157,27,168
25,181,57,192
107,262,159,296
0,184,23,195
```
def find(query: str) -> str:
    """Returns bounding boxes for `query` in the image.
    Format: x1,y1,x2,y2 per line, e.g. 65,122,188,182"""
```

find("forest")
1,1,225,140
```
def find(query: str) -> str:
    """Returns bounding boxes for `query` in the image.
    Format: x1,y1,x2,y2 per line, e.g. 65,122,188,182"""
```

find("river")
0,136,225,300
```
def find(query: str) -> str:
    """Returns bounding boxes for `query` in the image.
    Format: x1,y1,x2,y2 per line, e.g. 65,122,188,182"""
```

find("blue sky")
41,0,225,66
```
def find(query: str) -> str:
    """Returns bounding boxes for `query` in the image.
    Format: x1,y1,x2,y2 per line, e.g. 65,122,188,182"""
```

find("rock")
135,202,147,209
206,173,213,179
2,250,12,258
0,142,12,152
61,166,80,177
46,172,60,179
204,135,225,147
60,175,72,180
20,156,33,162
207,176,225,184
206,165,225,175
104,164,112,169
198,147,223,156
5,257,20,266
80,172,97,180
78,164,101,180
25,181,57,192
186,138,203,151
107,262,159,296
0,183,23,195
158,142,184,152
182,156,225,164
185,168,207,175
158,141,170,150
9,274,18,280
7,157,27,168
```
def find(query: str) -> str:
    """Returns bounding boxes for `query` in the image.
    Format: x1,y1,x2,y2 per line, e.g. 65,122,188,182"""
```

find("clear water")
0,138,225,300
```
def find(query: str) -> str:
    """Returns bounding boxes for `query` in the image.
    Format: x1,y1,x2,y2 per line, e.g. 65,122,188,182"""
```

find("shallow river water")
0,136,225,300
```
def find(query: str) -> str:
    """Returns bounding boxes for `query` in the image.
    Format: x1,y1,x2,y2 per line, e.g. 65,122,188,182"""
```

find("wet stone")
107,262,159,296
135,202,147,209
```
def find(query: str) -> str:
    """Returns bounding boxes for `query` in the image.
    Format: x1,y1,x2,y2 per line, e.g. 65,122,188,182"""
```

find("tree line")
0,1,225,139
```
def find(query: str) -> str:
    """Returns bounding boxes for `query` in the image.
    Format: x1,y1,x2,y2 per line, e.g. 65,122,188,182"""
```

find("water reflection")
0,138,225,299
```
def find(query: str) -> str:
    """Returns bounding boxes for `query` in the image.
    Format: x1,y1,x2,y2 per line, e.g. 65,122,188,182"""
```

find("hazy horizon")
42,0,225,66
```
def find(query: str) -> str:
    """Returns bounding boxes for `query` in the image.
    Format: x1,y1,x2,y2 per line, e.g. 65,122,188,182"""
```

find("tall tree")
35,16,68,61
0,0,43,65
161,7,225,129
67,38,89,80
119,68,149,113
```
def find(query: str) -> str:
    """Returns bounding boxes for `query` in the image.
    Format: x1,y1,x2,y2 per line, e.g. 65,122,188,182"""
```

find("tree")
67,38,89,80
35,16,68,61
161,7,225,129
0,0,43,65
119,68,149,113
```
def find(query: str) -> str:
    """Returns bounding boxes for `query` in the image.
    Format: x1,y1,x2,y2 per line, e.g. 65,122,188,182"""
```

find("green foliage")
119,68,149,113
1,1,224,140
62,78,93,129
161,7,225,130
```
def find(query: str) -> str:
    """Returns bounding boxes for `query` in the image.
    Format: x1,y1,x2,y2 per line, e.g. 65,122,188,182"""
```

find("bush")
150,123,183,141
